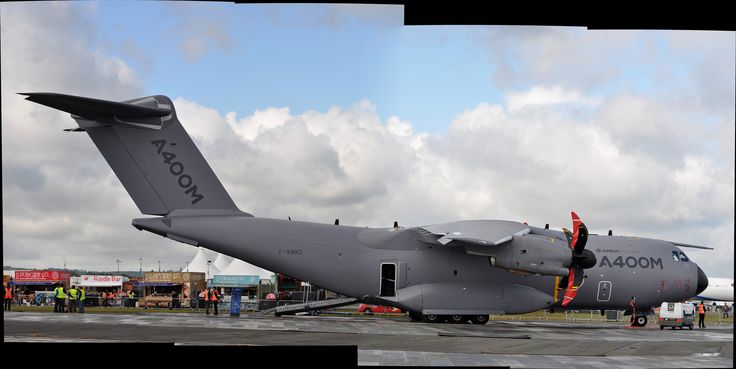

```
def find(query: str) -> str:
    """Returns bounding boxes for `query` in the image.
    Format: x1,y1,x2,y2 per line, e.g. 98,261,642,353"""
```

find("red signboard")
14,270,71,282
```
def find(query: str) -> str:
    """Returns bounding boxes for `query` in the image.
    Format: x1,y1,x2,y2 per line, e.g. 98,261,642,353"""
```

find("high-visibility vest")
56,288,67,299
698,304,705,314
203,289,210,301
4,287,12,299
80,289,85,301
210,289,219,302
68,288,78,300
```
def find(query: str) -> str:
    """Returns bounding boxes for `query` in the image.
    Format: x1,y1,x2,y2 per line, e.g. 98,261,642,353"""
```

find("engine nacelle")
485,235,571,276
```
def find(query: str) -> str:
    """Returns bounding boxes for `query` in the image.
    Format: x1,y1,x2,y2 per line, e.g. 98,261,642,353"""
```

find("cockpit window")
678,251,689,262
672,251,680,262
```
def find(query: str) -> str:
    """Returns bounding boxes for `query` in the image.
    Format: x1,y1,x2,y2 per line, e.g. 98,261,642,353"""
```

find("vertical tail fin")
22,92,244,216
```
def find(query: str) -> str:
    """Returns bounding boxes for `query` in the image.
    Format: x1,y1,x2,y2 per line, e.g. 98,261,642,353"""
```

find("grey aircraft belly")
23,92,710,326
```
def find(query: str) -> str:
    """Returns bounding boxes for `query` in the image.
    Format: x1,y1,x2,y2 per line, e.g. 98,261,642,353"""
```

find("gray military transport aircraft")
23,92,711,326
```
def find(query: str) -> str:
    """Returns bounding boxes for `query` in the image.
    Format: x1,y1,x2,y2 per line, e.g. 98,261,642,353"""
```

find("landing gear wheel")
634,315,647,327
422,314,445,323
408,311,423,322
448,315,469,324
469,314,490,325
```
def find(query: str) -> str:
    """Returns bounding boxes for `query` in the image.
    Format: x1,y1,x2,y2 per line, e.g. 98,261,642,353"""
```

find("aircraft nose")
696,265,708,295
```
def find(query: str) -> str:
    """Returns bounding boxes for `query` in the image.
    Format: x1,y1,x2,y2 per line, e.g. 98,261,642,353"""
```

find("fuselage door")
597,281,612,302
380,263,397,297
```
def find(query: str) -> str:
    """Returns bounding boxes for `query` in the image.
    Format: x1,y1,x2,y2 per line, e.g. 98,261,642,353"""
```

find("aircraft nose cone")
696,265,708,295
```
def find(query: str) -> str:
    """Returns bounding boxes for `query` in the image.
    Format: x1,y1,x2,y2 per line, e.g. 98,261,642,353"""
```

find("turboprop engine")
486,234,572,276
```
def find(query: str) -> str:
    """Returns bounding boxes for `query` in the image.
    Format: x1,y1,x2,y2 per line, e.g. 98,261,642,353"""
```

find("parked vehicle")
658,302,695,330
357,304,403,314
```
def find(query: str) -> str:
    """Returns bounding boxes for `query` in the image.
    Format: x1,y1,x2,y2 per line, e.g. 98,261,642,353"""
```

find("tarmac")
3,311,733,368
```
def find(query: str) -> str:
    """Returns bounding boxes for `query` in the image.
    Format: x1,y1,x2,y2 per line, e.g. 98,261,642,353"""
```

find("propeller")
558,211,597,307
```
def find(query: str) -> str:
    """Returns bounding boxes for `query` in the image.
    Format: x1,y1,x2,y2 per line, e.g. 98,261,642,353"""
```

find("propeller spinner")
559,211,597,307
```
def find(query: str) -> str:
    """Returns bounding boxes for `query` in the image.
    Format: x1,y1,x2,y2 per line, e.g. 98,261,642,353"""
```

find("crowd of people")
5,283,226,318
2,283,138,312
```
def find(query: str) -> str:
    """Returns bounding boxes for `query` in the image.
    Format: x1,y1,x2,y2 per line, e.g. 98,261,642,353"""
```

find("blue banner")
230,288,242,317
212,275,259,287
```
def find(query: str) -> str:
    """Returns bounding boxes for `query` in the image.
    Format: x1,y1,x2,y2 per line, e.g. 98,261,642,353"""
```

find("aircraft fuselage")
133,215,705,315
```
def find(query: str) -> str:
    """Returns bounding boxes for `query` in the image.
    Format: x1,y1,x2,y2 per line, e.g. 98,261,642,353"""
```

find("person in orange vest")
4,284,13,311
210,288,220,316
101,291,108,307
698,301,706,328
203,287,211,315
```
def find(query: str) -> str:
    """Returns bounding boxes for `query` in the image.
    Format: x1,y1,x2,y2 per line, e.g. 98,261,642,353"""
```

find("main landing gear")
410,312,490,325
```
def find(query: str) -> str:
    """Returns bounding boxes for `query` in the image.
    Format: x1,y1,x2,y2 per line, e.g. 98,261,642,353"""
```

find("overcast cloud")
2,3,733,279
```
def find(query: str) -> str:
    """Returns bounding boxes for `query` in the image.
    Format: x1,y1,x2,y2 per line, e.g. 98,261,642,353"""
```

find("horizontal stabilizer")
19,92,171,121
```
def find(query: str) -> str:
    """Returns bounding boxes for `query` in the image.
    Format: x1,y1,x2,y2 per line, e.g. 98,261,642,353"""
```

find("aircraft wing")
412,220,530,247
671,241,714,250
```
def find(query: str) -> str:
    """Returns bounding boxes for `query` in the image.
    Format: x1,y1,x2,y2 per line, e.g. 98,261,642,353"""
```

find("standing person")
204,287,211,315
60,285,68,313
628,296,637,325
53,284,64,313
78,287,85,313
67,285,78,313
210,288,220,316
698,301,706,328
101,291,107,307
4,284,12,311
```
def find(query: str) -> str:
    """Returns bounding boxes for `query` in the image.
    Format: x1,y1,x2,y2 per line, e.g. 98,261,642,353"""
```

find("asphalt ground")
4,311,733,367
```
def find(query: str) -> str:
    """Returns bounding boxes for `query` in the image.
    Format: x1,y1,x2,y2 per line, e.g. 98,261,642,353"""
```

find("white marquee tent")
219,258,272,280
185,247,220,279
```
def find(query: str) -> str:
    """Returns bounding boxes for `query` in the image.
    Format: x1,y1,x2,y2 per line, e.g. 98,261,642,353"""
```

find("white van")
658,302,695,330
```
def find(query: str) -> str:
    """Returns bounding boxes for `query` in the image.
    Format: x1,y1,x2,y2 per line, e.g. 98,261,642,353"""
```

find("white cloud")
505,85,602,111
166,3,233,63
1,5,732,281
168,85,732,280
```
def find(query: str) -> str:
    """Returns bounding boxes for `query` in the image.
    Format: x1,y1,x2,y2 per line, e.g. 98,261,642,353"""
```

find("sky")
1,2,734,279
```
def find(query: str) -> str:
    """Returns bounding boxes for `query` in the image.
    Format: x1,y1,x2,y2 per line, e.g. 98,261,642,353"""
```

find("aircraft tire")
470,314,490,325
448,314,469,324
634,315,647,327
422,314,445,323
408,311,423,321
